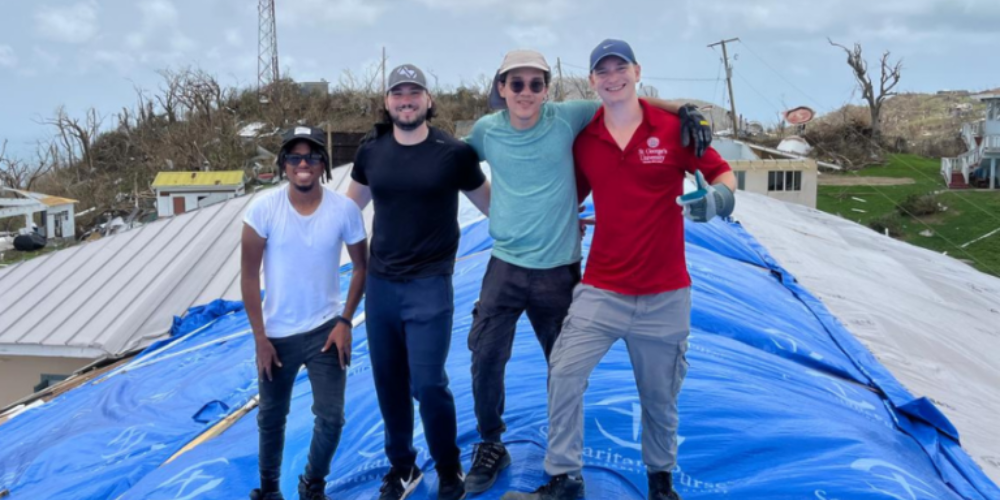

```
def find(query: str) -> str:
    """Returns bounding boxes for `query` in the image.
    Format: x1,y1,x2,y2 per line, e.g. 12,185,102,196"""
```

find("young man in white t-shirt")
242,126,369,500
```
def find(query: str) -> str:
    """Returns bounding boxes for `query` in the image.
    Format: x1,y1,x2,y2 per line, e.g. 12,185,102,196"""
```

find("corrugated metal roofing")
0,164,364,359
151,171,246,188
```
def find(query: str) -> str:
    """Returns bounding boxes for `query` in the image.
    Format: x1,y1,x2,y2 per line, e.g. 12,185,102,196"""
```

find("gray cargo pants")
544,283,691,477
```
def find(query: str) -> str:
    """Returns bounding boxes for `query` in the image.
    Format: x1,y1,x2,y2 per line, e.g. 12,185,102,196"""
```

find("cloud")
278,0,389,27
417,0,574,23
505,26,559,48
0,45,16,68
35,1,99,44
225,29,242,47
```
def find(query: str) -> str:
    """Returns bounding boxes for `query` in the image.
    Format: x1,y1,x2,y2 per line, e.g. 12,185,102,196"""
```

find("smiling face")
385,83,432,131
283,141,323,193
590,56,641,106
498,67,548,126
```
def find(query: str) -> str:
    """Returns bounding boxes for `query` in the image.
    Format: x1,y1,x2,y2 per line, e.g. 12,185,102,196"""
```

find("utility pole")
381,47,387,95
708,37,740,137
556,57,564,101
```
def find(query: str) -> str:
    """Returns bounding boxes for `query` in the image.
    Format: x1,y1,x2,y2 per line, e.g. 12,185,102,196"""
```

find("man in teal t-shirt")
462,49,712,494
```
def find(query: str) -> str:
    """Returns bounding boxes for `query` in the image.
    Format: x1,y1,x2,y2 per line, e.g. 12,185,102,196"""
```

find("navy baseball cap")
590,39,638,71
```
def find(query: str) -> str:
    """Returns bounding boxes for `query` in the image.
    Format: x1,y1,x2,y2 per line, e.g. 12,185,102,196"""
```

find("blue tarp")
1,206,997,500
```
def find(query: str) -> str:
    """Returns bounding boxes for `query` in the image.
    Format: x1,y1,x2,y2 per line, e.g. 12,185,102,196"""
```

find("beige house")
729,158,818,208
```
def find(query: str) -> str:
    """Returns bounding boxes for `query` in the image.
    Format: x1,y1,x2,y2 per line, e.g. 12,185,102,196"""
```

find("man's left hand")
322,320,352,369
679,104,712,158
677,171,735,222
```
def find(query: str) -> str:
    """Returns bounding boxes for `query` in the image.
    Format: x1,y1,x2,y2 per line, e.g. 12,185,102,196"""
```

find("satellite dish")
783,106,815,125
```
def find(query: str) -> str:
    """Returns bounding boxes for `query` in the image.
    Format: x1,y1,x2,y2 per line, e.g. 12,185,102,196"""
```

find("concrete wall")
156,189,243,218
0,355,93,407
44,204,75,239
729,159,818,208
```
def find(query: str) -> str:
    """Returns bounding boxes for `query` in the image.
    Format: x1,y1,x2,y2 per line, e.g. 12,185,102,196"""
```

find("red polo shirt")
574,99,731,295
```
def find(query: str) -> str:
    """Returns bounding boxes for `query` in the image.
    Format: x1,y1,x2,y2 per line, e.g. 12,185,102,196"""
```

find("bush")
868,213,904,237
896,193,940,217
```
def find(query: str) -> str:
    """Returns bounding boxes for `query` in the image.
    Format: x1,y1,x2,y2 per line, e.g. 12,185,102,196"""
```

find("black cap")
280,125,326,150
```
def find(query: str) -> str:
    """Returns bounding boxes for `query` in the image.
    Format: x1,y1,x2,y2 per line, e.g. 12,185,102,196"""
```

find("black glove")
678,104,712,158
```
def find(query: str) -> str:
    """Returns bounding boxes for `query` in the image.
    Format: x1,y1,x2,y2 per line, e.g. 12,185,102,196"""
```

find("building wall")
729,159,818,208
0,355,93,407
156,189,243,218
43,204,75,239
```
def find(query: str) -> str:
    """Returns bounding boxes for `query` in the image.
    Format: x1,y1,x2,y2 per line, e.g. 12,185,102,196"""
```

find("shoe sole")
465,454,512,494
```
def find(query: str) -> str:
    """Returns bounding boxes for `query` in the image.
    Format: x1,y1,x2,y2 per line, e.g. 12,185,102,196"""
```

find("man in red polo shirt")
501,40,735,500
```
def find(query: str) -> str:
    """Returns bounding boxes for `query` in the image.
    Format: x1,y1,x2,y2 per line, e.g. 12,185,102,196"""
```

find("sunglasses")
507,78,546,94
285,153,324,166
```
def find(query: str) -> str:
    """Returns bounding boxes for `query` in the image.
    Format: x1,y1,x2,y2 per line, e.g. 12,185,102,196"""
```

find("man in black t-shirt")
347,64,490,500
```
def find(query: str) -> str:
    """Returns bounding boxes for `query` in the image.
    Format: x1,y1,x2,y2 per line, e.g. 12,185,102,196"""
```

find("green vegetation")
818,154,1000,276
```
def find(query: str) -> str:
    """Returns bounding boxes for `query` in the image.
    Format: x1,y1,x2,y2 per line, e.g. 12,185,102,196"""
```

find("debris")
851,208,867,213
920,230,935,237
851,197,867,203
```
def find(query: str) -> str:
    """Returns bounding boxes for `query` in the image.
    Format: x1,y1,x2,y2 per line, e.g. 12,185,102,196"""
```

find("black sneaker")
378,466,423,500
465,442,511,493
499,474,584,500
298,474,329,500
648,471,682,500
437,464,466,500
249,489,285,500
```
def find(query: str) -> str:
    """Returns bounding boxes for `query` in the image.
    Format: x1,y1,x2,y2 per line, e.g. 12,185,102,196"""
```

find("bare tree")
828,39,902,139
0,139,55,190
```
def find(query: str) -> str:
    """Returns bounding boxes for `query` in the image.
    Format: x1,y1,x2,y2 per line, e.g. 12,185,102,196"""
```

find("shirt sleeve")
349,145,369,186
243,194,272,239
555,100,602,135
463,116,488,161
456,144,487,192
686,145,732,182
341,196,367,245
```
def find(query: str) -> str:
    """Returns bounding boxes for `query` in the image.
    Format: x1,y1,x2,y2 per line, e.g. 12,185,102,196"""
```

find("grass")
817,154,1000,277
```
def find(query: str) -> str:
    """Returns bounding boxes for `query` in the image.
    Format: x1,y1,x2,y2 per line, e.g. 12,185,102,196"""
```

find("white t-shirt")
243,185,367,338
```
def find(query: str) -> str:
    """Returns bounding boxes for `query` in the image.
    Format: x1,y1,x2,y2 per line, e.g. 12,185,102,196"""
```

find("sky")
1,0,999,158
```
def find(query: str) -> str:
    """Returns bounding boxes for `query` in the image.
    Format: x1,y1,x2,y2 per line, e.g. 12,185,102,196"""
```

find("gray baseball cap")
488,49,551,110
387,64,428,92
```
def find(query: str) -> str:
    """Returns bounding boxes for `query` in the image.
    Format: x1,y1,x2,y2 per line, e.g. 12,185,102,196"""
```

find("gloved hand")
678,104,712,158
676,171,735,222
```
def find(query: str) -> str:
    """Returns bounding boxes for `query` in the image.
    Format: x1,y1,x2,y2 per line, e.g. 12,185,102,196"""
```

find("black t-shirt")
351,125,486,280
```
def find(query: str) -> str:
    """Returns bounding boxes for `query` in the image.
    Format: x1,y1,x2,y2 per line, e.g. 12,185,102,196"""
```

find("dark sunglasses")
508,78,545,94
285,153,324,166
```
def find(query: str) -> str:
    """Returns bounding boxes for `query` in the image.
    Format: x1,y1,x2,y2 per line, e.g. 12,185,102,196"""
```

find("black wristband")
334,315,352,328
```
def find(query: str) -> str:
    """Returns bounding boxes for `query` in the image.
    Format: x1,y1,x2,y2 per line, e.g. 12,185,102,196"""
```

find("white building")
152,171,246,218
0,187,78,239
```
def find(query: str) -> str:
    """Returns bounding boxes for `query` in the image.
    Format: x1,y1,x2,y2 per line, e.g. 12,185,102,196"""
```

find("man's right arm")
346,181,372,210
241,224,281,380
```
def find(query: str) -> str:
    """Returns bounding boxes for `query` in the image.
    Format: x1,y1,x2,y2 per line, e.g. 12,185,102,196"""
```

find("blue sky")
2,0,999,158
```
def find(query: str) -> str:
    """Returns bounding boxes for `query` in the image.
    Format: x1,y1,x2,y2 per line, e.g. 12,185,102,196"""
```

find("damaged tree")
828,39,903,141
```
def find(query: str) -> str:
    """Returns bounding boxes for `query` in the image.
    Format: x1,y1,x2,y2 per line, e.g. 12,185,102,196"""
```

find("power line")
559,61,719,82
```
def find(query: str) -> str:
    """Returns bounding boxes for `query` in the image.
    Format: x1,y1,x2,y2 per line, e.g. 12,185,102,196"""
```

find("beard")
389,106,427,131
292,180,317,193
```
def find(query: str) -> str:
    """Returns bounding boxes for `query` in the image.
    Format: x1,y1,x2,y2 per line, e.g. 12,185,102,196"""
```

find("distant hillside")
810,91,988,159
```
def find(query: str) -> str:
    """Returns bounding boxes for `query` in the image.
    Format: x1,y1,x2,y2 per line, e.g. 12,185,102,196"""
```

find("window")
768,171,802,192
735,171,746,190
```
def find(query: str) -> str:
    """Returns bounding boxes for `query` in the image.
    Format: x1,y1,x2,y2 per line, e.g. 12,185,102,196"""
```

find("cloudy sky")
2,0,999,157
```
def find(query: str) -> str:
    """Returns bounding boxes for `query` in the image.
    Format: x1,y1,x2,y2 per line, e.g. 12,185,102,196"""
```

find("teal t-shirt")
466,100,600,269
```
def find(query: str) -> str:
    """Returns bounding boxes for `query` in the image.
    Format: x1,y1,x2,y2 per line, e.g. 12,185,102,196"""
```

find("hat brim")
387,80,428,93
591,52,637,71
488,64,552,110
281,135,326,151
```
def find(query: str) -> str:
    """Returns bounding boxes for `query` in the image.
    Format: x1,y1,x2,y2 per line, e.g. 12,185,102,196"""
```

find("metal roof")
0,164,365,359
152,171,246,189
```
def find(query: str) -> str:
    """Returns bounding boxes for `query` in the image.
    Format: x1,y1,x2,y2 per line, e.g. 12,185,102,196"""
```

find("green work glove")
676,171,735,222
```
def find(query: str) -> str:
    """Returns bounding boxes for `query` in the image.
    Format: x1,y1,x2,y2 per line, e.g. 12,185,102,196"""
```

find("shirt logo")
647,137,660,148
638,138,668,164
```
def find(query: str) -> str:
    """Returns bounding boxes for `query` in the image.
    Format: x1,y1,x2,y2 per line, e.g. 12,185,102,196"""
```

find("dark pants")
258,318,346,492
469,256,581,443
366,273,461,471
